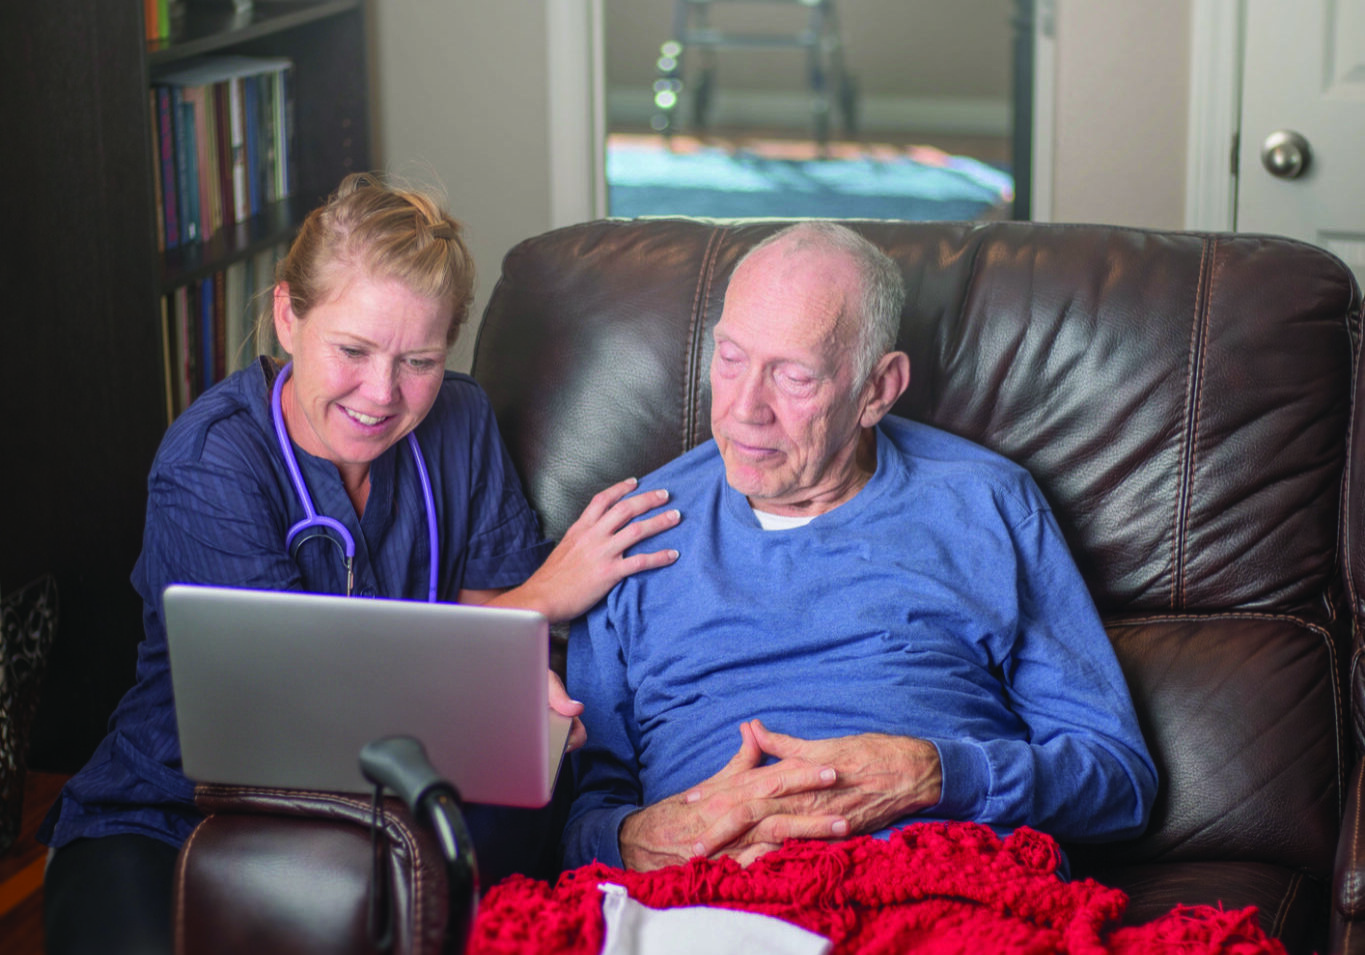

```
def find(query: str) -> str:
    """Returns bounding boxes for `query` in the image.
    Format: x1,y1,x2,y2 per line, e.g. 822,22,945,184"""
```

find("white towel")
597,882,832,955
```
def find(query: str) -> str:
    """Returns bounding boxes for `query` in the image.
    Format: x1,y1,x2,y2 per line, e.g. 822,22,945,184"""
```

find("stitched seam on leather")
1319,282,1356,820
382,806,424,955
1109,610,1332,643
1350,763,1364,919
1341,295,1362,813
1325,619,1345,819
198,784,373,815
1173,238,1215,610
1271,871,1299,936
1342,292,1363,619
174,819,210,955
684,226,728,452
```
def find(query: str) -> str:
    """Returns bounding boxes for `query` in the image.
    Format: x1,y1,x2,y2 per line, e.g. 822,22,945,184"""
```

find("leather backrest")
474,219,1359,619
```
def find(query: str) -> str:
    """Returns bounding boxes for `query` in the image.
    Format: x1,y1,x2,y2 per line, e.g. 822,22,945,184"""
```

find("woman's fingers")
579,477,650,526
547,670,583,716
498,477,680,624
565,717,587,753
547,671,587,752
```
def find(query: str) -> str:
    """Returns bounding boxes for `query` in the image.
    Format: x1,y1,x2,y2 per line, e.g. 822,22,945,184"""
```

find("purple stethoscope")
271,361,439,602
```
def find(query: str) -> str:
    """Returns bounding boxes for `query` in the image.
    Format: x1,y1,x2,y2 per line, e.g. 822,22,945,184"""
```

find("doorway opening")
602,0,1030,222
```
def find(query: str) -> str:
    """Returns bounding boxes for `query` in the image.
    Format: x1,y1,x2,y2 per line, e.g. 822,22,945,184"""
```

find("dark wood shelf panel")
147,0,362,68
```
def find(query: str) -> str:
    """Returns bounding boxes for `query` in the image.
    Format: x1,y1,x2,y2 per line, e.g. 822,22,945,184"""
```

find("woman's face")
273,274,452,487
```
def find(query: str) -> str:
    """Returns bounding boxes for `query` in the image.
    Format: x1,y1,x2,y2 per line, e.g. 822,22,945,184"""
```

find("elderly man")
563,222,1157,872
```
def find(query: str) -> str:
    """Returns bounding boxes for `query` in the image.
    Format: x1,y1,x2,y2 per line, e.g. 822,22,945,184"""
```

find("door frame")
547,0,608,227
1184,0,1242,231
1030,0,1055,221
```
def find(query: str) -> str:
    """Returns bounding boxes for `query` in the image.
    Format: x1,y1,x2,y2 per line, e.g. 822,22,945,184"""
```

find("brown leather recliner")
470,218,1364,955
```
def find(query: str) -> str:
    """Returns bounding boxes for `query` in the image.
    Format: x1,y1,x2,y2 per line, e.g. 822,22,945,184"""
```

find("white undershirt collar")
751,507,816,530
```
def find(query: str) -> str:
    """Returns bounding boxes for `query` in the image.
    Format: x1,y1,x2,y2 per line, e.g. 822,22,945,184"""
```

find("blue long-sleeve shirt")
41,359,550,850
564,416,1156,869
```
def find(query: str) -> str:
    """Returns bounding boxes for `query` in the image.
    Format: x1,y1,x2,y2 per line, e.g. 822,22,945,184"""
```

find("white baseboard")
607,87,1011,138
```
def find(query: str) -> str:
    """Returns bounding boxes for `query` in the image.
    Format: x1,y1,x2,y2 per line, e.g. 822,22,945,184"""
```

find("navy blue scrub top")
41,358,552,849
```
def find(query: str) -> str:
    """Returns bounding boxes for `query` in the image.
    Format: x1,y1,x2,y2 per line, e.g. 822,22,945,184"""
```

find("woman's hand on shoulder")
495,477,680,624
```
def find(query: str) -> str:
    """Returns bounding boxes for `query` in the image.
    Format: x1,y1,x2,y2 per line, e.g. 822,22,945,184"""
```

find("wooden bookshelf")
1,0,372,774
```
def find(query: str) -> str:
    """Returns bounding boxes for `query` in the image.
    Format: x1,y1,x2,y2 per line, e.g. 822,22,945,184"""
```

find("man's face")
709,242,873,516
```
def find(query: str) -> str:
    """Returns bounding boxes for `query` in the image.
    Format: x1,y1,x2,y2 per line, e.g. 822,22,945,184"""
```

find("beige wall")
369,1,554,371
1046,0,1191,228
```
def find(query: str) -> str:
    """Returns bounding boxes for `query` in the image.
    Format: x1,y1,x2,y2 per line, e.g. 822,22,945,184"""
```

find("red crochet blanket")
469,822,1288,954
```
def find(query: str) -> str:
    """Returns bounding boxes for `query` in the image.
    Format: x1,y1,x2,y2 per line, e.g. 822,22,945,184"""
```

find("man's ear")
859,351,911,428
272,282,296,356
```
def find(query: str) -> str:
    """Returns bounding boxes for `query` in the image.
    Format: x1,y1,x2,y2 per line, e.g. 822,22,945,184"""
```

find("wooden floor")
1,772,67,955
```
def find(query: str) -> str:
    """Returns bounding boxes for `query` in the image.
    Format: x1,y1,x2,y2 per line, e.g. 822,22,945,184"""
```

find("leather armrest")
1333,756,1365,953
175,784,452,955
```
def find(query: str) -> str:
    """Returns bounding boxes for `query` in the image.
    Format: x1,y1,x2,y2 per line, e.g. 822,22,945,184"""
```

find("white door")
1236,0,1365,287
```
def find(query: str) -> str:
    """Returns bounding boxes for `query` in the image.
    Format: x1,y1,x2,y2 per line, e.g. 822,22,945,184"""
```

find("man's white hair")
738,221,906,390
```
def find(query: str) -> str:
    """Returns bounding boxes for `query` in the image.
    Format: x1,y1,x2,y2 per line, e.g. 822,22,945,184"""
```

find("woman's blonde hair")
256,172,475,353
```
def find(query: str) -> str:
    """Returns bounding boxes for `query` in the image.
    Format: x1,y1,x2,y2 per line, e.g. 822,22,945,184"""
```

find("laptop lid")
163,584,572,808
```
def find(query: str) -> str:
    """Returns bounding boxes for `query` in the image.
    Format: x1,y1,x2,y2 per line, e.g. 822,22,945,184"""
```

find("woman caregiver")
38,173,680,955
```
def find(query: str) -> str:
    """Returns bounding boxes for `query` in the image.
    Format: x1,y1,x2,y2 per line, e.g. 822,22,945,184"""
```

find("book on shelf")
243,74,261,217
173,285,193,415
155,86,180,248
187,84,223,239
161,242,286,417
226,76,249,224
223,259,251,375
212,82,234,230
174,87,200,244
199,275,214,393
145,0,174,42
278,66,294,199
213,269,227,383
256,73,276,205
160,296,174,427
151,54,294,250
149,90,166,252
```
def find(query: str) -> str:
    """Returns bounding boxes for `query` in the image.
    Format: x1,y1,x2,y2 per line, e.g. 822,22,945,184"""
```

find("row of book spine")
161,243,287,423
151,55,295,252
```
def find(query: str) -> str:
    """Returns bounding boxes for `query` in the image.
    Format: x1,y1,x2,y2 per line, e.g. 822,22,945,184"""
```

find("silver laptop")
163,584,572,808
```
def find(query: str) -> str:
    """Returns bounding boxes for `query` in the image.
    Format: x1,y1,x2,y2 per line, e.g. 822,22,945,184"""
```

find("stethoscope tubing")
271,361,439,602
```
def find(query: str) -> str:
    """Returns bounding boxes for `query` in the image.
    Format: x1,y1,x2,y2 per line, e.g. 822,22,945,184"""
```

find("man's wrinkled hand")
685,720,943,862
618,721,844,871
